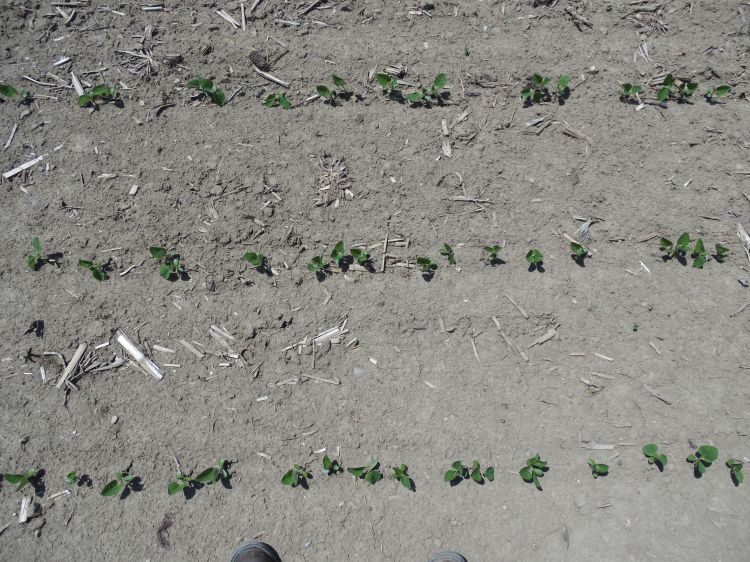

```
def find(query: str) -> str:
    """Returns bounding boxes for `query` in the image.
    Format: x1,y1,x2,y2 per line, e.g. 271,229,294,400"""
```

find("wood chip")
55,343,86,389
3,154,45,179
179,339,204,358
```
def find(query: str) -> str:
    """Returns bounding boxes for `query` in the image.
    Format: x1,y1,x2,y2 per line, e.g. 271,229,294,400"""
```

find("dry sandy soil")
1,0,750,561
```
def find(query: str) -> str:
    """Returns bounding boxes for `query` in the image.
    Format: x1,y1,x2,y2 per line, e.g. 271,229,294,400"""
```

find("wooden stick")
491,317,529,362
253,65,289,88
56,343,87,389
3,155,45,179
116,330,163,381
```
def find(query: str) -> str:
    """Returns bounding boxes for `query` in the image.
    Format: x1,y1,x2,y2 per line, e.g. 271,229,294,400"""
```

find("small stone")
111,415,118,425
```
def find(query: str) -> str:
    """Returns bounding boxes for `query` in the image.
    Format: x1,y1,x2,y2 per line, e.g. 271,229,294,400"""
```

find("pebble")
111,415,118,425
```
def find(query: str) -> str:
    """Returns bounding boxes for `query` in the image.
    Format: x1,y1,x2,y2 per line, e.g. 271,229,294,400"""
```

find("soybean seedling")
657,74,675,103
705,85,731,102
570,242,588,263
375,73,400,96
660,233,690,260
348,461,382,485
521,74,551,104
66,471,79,486
714,244,729,263
679,80,699,99
264,92,291,110
307,255,327,274
187,78,225,107
556,74,571,100
416,257,437,278
691,238,708,269
101,471,136,497
483,245,502,265
79,85,118,108
322,455,343,476
78,259,106,281
282,464,312,487
350,248,371,266
150,246,186,280
28,237,47,270
620,83,642,100
168,459,229,495
526,248,544,271
726,459,744,486
243,251,266,271
519,454,547,491
392,464,414,491
0,83,20,99
4,469,37,492
588,459,609,479
687,445,718,478
316,74,351,104
642,444,668,471
444,460,494,486
331,241,346,268
406,73,448,105
440,243,456,265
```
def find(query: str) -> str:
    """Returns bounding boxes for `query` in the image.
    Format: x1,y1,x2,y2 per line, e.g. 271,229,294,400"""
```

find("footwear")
427,551,468,562
230,541,282,562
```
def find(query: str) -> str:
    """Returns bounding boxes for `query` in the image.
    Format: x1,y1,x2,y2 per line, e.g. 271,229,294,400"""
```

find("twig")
56,343,87,389
252,65,289,88
504,293,529,319
3,155,45,179
491,317,529,362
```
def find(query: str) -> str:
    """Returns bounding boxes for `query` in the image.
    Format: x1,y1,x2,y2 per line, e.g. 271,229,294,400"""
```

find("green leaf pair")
187,78,225,107
620,83,642,98
307,255,327,273
66,471,79,486
521,74,569,104
642,444,668,471
168,459,229,495
526,248,543,267
150,246,185,280
570,242,587,261
101,471,136,497
350,248,371,266
416,257,437,274
316,74,350,103
78,259,106,281
322,455,343,476
406,73,448,105
392,464,414,491
282,464,312,487
0,84,21,98
444,460,494,485
440,243,456,265
264,92,291,110
348,461,383,485
705,85,731,100
28,237,45,271
726,459,744,486
375,73,399,95
4,469,37,492
588,459,609,479
687,445,718,477
79,85,117,108
519,454,547,491
483,245,502,263
243,251,265,270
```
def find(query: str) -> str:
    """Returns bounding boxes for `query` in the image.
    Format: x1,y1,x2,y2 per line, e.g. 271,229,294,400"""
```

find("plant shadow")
528,263,545,273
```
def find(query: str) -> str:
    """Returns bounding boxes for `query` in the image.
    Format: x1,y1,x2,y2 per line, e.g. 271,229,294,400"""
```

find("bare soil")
1,1,749,561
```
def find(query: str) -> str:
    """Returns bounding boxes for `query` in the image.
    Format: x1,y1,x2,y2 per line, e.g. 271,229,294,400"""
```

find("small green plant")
101,471,136,497
392,464,414,491
679,81,699,99
521,74,551,104
444,460,494,485
483,245,501,264
519,454,547,491
406,73,448,105
66,471,79,486
79,85,118,108
687,445,718,477
440,243,456,265
714,244,729,262
331,241,346,267
307,255,327,273
150,246,186,280
282,464,312,487
167,459,229,495
659,233,690,259
570,242,588,262
657,74,675,103
264,92,291,109
322,455,343,476
620,83,642,99
187,78,225,107
316,74,350,104
375,73,399,95
726,459,744,486
691,239,708,269
350,248,370,266
4,469,37,492
557,74,571,96
416,257,437,275
705,85,731,101
642,444,668,471
588,459,609,479
78,259,106,281
526,248,543,269
0,83,20,99
348,461,382,485
243,251,265,270
28,237,47,270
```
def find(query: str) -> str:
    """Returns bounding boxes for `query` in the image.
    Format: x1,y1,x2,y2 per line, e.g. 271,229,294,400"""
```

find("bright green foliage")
350,248,370,265
375,73,399,95
243,252,265,270
392,464,414,490
168,473,194,496
691,238,708,269
316,74,350,103
714,244,729,262
657,74,675,102
416,257,437,274
705,85,731,99
282,464,312,487
440,243,456,265
519,454,547,491
348,461,382,485
679,81,699,98
66,471,79,486
322,455,343,476
659,233,690,258
444,460,493,485
521,74,551,104
406,73,448,105
168,459,229,495
28,237,45,270
264,92,291,109
101,471,135,497
687,445,719,477
557,74,571,94
150,246,185,280
620,83,642,98
526,248,543,266
307,255,327,273
0,84,20,98
483,245,501,263
78,259,106,281
331,241,346,267
79,85,117,107
726,459,744,486
570,242,587,261
4,469,37,492
642,444,668,471
588,459,609,479
187,78,225,107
